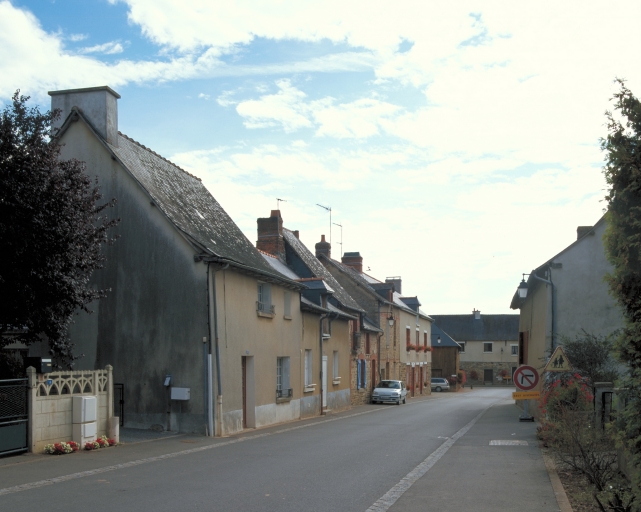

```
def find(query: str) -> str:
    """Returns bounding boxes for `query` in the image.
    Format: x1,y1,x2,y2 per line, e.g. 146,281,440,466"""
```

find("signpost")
513,365,539,421
543,346,573,373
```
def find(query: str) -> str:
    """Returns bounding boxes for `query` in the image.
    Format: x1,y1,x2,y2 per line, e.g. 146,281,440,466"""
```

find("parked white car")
371,380,407,405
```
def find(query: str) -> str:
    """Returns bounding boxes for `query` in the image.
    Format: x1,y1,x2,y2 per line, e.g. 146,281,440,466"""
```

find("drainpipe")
207,261,228,437
532,269,556,353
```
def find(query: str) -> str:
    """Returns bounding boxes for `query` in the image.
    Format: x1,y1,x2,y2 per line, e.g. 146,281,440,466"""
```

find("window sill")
332,379,341,386
304,385,316,393
276,396,292,404
283,315,292,320
257,310,275,319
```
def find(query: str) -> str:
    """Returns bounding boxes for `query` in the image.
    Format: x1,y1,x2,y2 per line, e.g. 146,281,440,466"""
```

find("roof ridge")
118,131,202,182
257,248,276,258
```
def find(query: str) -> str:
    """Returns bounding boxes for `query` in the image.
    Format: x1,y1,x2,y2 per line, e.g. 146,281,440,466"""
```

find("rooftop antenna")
333,222,343,257
277,198,287,210
316,204,332,244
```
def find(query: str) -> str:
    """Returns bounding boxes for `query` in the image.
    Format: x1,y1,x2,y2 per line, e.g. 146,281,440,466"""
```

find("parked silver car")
371,380,407,405
431,377,450,392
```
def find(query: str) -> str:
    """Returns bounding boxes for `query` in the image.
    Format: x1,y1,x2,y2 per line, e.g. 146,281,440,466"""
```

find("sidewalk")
388,399,566,512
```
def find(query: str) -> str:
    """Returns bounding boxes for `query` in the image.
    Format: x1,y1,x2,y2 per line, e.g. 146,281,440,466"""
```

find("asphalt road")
0,388,529,512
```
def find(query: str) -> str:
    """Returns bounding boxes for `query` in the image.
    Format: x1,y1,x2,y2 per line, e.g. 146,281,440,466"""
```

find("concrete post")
594,381,613,430
26,366,37,453
106,365,113,418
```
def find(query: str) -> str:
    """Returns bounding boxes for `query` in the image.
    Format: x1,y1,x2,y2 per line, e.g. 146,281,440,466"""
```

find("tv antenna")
316,204,332,244
333,222,343,257
277,198,287,210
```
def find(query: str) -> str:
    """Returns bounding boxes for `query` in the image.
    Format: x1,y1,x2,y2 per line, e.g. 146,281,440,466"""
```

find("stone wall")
461,361,515,385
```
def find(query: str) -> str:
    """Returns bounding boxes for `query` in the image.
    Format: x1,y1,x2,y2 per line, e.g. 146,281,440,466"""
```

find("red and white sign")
513,365,539,391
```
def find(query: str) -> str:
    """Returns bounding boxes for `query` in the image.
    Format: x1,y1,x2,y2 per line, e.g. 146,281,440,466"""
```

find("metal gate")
0,378,28,456
114,383,124,427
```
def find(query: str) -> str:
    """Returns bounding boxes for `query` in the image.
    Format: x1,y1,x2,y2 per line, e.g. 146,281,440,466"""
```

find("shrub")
469,370,479,380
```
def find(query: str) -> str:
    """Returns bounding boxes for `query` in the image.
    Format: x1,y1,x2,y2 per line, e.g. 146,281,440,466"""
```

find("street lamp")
517,274,529,299
388,315,394,327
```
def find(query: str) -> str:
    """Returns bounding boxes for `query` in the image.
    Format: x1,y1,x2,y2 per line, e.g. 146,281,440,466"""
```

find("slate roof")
429,314,519,341
107,133,284,277
260,252,300,281
282,229,363,313
430,324,461,349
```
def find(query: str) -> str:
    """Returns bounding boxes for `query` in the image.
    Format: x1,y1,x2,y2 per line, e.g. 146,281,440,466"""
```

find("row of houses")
20,85,449,437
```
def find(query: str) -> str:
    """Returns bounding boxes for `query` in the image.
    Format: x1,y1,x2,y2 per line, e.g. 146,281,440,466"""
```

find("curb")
541,446,573,512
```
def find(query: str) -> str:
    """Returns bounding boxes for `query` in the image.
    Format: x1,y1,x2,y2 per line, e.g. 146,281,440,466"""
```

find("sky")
2,0,640,315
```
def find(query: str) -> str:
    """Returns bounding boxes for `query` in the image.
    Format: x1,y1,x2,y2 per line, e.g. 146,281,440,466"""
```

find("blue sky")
3,0,640,314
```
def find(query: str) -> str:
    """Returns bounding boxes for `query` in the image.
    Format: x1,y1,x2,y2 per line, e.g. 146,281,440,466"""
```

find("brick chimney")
315,235,331,259
385,277,402,294
49,86,120,146
342,252,363,273
257,210,285,260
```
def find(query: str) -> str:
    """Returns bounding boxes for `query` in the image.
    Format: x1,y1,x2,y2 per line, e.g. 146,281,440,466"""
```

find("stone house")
509,216,624,381
320,252,433,400
45,86,335,437
430,324,461,390
429,310,519,386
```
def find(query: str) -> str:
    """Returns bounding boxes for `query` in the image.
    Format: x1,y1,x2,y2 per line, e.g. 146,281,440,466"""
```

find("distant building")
429,310,519,385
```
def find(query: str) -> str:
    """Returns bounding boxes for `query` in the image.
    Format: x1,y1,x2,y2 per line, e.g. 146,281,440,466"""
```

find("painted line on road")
0,404,397,496
365,403,495,512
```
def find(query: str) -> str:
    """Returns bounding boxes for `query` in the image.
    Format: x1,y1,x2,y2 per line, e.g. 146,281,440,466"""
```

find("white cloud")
68,33,87,42
198,93,210,100
78,41,125,55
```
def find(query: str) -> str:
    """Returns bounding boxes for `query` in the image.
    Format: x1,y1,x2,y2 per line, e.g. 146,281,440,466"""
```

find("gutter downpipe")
532,270,556,353
208,261,229,437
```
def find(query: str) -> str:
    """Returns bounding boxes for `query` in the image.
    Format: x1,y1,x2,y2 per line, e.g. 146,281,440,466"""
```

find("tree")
559,330,620,386
601,79,641,505
0,91,118,370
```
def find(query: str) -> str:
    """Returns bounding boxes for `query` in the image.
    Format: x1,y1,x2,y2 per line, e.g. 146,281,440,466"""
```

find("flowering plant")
539,373,594,422
406,344,417,351
84,435,117,450
44,441,79,455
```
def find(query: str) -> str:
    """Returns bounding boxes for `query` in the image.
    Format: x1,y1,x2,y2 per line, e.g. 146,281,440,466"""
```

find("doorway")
322,356,327,411
241,356,255,428
484,368,493,384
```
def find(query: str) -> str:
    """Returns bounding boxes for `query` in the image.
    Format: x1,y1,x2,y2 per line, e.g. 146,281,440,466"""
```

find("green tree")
559,330,620,386
0,91,118,371
602,79,641,504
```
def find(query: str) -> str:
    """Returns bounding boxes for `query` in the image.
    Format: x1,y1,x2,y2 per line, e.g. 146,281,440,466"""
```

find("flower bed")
85,435,117,450
44,441,79,455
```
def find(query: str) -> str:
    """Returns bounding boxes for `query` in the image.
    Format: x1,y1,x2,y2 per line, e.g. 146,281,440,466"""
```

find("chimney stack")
257,210,285,260
473,309,481,320
49,86,120,146
342,252,363,273
577,226,594,240
385,277,402,295
315,235,331,259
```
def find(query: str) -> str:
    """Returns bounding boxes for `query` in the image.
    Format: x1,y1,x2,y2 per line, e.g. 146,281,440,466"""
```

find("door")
241,357,247,428
371,360,376,391
484,369,493,383
322,356,327,410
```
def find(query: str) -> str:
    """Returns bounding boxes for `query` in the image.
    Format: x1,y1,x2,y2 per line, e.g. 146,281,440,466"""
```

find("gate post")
27,366,37,453
106,365,113,419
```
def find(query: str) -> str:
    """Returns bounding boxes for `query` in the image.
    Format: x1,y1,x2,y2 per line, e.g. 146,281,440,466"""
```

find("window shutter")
284,357,290,390
357,360,361,390
363,360,367,388
304,351,309,385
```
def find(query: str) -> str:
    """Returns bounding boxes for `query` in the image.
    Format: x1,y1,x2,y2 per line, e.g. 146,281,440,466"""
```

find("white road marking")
366,405,492,512
489,440,528,446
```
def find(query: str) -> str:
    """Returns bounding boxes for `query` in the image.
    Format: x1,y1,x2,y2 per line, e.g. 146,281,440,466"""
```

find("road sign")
543,346,573,372
513,365,539,391
513,391,541,400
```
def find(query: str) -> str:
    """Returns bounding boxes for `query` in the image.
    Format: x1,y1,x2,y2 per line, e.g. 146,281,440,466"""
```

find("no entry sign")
513,365,539,391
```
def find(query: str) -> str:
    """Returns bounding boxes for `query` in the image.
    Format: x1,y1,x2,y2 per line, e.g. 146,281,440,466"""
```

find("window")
365,333,370,355
284,291,292,319
458,342,466,353
257,283,274,317
276,357,291,398
304,349,313,387
333,351,339,380
483,342,493,353
406,327,410,347
357,360,367,389
511,345,518,356
424,332,427,347
415,329,419,345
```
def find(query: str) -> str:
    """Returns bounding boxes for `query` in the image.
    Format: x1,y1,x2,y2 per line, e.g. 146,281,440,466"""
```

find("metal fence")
0,378,28,456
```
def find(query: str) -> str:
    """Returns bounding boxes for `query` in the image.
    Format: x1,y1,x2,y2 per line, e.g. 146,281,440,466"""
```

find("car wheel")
403,397,406,404
396,400,400,405
435,386,442,392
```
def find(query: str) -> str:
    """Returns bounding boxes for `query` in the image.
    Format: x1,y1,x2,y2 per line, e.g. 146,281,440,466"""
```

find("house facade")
429,310,519,385
430,324,461,390
45,86,346,437
509,217,624,382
